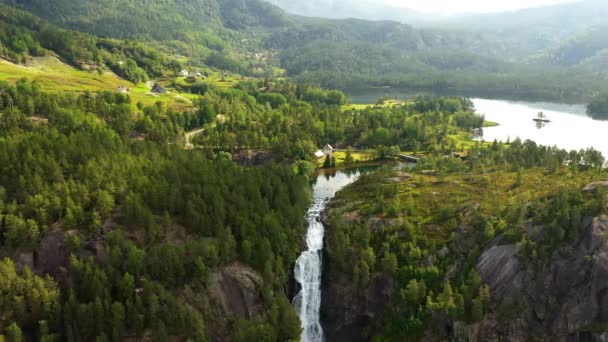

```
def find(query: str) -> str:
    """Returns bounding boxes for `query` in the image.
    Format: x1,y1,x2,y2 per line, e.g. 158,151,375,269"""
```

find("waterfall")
293,169,364,342
293,198,327,342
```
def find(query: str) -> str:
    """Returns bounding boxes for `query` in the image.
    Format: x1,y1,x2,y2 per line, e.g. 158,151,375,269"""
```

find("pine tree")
471,298,483,322
5,323,23,342
277,296,301,341
323,155,332,169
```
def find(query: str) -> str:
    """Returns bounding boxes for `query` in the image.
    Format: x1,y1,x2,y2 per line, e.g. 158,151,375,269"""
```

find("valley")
0,0,608,342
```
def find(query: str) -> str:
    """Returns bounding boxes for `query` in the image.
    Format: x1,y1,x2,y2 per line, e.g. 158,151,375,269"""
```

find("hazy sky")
382,0,581,14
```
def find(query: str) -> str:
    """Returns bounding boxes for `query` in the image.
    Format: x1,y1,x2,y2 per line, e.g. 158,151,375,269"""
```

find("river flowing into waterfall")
292,169,365,342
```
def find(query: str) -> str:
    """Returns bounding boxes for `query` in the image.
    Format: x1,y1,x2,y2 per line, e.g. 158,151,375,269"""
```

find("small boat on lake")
533,111,551,123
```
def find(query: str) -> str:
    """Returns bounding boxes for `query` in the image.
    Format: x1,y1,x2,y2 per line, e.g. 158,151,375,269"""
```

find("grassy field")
0,56,199,110
316,150,376,167
341,99,405,111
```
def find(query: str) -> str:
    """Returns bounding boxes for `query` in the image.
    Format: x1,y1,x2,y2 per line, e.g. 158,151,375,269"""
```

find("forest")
324,138,606,340
1,0,608,341
0,67,498,341
192,83,481,161
0,79,312,341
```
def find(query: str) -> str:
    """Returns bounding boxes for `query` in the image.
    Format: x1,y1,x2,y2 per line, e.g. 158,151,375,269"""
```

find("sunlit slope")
0,56,199,109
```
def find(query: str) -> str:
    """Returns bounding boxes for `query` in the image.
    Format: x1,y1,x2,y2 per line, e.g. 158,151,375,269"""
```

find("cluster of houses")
180,69,207,81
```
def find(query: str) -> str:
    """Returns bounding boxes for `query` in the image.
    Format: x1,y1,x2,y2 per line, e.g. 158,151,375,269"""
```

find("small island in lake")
533,111,551,123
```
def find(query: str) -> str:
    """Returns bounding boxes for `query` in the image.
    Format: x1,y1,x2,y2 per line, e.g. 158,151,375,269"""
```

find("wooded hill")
3,0,608,102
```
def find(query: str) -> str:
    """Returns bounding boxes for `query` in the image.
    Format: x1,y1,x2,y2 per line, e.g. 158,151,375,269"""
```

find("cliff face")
321,209,608,341
321,246,394,342
450,215,608,342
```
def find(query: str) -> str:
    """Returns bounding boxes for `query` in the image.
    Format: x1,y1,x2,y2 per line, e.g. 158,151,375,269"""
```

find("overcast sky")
382,0,581,14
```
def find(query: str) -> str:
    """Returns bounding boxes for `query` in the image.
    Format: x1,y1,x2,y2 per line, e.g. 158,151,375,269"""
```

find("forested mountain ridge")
0,4,183,83
443,0,608,56
265,0,427,22
7,0,608,102
1,0,289,39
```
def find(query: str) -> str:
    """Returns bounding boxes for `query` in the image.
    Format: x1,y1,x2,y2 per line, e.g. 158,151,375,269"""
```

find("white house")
322,144,333,156
314,150,325,159
116,86,130,94
180,70,189,77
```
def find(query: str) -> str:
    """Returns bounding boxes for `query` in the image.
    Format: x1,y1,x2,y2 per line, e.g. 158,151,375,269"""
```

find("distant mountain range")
264,0,430,23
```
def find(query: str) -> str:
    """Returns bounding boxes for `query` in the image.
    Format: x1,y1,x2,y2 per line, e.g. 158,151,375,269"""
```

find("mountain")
3,0,608,102
442,0,608,56
2,0,289,39
264,0,428,23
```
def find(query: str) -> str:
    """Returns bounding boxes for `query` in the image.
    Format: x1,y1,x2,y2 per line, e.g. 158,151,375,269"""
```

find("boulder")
582,181,608,192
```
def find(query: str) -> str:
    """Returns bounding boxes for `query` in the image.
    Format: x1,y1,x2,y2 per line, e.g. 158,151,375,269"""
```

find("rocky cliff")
447,215,608,342
321,246,394,342
321,196,608,341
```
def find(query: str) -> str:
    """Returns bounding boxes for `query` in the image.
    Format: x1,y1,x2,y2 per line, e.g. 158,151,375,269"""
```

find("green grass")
0,56,198,110
483,120,499,127
316,150,376,167
341,99,406,111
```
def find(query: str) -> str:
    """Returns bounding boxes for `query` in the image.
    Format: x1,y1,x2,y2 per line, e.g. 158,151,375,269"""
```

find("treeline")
587,93,608,120
0,79,308,340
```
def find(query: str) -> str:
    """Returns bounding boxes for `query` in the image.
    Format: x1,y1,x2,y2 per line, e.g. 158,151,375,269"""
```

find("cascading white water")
293,199,327,342
293,170,363,342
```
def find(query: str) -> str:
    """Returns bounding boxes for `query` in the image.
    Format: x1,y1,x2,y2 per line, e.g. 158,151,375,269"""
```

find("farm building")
152,84,167,94
116,86,130,94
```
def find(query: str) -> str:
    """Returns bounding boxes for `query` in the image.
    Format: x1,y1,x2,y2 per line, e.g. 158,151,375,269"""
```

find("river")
292,168,368,342
473,98,608,158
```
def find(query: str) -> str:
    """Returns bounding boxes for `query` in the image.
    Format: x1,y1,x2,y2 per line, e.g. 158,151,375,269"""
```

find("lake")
473,98,608,158
348,89,608,159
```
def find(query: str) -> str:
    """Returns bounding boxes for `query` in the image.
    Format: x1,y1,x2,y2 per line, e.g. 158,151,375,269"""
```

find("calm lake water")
348,89,608,159
473,98,608,158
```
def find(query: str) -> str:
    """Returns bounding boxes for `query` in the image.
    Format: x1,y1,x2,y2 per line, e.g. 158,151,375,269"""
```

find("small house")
180,70,189,77
453,152,469,161
323,144,333,156
116,86,130,94
314,150,325,159
152,84,167,94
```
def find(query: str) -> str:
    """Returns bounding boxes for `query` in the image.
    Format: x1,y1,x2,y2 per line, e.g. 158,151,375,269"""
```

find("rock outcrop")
207,263,265,319
321,255,394,342
451,215,608,342
583,181,608,193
